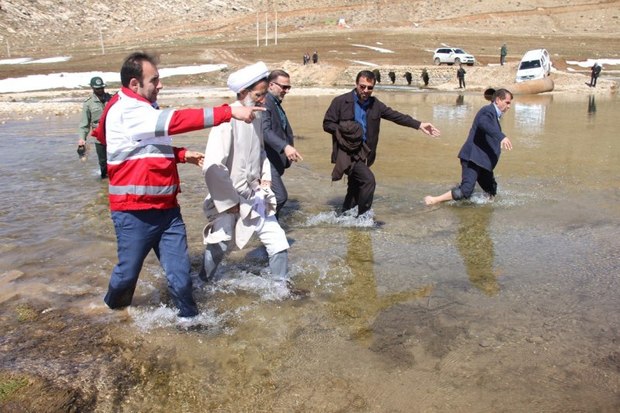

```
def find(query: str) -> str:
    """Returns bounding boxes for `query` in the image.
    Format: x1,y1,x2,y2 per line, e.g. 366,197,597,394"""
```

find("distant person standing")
303,52,310,65
262,69,303,216
457,64,466,89
424,89,514,206
78,76,111,178
590,62,602,87
388,71,396,84
312,50,318,64
372,69,381,83
421,68,430,86
404,71,412,85
500,43,507,66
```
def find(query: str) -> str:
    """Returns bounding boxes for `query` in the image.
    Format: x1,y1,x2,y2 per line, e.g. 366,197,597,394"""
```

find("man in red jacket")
96,52,262,317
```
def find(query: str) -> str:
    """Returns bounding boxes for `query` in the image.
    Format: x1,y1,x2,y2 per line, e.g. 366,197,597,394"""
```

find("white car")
433,47,476,66
515,49,551,83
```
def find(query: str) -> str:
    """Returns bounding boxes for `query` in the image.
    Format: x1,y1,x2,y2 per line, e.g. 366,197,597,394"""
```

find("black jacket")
262,93,295,176
323,90,421,167
331,120,370,181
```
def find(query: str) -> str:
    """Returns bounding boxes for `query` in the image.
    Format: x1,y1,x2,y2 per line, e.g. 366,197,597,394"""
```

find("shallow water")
1,89,619,412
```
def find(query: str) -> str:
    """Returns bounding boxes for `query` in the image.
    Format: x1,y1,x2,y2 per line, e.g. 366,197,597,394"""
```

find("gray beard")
241,95,261,119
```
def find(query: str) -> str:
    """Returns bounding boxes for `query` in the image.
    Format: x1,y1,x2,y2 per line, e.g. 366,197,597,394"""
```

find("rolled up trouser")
200,241,228,282
452,159,497,200
269,250,288,281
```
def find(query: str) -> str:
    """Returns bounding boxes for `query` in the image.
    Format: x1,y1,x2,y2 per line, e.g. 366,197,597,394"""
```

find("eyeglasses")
358,84,374,91
273,82,292,91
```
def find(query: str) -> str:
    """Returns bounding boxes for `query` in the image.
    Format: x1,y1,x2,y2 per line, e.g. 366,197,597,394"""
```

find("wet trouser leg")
269,250,289,281
94,142,107,179
345,161,375,215
200,241,229,282
256,215,290,281
156,209,198,317
476,167,497,197
105,208,198,317
269,164,288,217
451,160,481,200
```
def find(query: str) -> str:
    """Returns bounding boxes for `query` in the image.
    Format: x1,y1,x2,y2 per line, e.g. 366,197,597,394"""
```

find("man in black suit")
262,70,303,216
424,88,513,205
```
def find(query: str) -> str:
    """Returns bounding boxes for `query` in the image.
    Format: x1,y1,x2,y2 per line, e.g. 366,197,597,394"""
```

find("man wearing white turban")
200,62,291,286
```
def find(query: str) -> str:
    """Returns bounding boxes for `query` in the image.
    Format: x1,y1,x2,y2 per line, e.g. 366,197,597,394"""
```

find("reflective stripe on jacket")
100,87,231,211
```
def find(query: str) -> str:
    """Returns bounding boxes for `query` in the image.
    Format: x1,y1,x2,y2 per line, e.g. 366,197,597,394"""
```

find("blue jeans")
104,207,198,317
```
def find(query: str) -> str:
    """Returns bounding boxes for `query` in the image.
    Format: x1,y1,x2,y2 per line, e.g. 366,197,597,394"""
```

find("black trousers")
343,161,376,215
94,142,108,179
451,159,497,200
270,163,288,217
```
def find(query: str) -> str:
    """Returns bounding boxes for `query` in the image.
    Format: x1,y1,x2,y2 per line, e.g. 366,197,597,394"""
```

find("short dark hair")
356,70,376,84
492,88,513,101
120,52,159,87
268,70,289,83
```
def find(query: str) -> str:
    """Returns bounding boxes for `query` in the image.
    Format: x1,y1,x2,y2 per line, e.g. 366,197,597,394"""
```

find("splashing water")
303,208,376,228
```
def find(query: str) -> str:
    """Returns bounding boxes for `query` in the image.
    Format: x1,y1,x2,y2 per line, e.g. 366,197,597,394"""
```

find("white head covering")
227,61,269,93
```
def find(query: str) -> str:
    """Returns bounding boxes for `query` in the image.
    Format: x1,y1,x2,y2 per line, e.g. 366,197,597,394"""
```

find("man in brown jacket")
323,70,440,216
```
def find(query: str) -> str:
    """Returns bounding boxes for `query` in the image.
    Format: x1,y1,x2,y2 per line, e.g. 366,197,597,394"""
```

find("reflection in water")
456,94,465,106
455,206,499,296
329,229,431,342
432,101,468,122
514,102,547,136
588,95,597,115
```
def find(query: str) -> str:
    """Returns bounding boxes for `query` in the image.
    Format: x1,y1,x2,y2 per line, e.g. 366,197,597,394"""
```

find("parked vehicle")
433,47,476,66
515,49,551,83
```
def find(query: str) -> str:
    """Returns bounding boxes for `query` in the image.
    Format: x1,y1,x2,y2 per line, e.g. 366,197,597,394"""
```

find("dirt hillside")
0,0,619,97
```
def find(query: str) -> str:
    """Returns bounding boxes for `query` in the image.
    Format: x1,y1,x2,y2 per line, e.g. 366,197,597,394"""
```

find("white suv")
515,49,551,83
433,47,476,66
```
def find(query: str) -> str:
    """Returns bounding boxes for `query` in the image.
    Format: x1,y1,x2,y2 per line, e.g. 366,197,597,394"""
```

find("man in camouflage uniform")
78,76,112,178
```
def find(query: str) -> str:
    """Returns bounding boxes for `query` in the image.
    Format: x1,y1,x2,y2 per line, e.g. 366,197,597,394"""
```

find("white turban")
227,61,269,93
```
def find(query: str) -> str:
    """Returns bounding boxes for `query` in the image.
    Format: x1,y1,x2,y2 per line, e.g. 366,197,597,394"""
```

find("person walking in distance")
590,62,602,87
457,64,466,89
262,69,303,217
421,68,430,86
78,76,111,178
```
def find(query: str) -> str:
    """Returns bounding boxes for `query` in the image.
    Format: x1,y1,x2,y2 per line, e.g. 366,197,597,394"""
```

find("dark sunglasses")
273,82,292,91
358,84,374,91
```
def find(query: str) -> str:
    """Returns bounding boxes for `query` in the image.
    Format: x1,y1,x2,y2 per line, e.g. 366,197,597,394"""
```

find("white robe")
202,101,280,250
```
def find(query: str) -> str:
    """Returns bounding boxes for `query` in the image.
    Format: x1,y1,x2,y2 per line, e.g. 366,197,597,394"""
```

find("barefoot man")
425,88,513,205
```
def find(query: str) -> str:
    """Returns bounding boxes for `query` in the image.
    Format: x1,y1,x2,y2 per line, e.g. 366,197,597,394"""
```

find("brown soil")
0,0,619,98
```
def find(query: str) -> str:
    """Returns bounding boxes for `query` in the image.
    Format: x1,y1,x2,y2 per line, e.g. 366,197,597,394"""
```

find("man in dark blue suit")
262,70,303,216
424,88,513,205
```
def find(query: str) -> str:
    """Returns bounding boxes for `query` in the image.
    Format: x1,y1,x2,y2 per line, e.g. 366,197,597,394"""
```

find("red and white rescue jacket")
93,87,232,211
